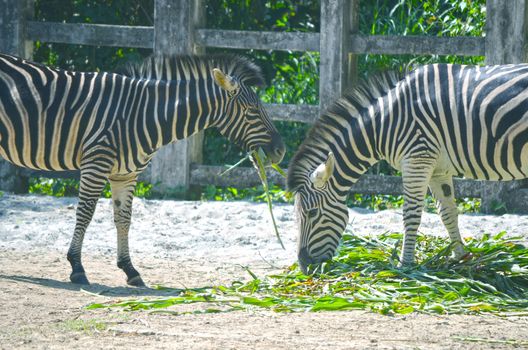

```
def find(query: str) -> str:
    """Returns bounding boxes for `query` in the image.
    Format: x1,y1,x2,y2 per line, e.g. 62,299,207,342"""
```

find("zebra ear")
310,152,335,189
212,68,239,93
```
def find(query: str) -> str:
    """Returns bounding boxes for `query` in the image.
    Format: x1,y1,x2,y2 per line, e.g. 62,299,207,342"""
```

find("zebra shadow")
0,274,196,297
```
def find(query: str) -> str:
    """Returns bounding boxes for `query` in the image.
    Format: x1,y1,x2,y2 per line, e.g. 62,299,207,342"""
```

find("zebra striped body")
288,63,528,272
0,53,285,285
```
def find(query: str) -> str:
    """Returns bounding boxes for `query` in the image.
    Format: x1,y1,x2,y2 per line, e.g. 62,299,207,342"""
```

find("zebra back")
125,54,265,87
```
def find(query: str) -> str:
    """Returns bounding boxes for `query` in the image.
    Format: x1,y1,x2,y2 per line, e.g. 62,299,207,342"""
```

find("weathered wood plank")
264,103,319,123
350,34,485,56
197,29,484,57
480,0,528,213
347,0,360,86
189,165,488,199
485,0,528,64
20,169,79,179
26,21,153,48
350,175,484,198
190,165,286,189
24,21,486,57
17,164,513,202
139,0,203,193
319,0,351,111
195,29,319,52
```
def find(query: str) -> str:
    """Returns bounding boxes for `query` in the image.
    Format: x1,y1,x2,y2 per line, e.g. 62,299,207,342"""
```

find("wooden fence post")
140,0,204,196
0,0,33,193
319,0,355,112
482,0,528,213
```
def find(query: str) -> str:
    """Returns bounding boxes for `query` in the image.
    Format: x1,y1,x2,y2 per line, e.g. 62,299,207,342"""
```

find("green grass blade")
271,163,287,178
251,149,285,249
219,154,251,176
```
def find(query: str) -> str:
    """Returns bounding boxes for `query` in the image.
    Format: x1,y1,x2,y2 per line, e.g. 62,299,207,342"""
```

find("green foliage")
346,193,481,214
358,0,486,73
134,181,153,198
29,177,80,197
89,231,528,316
28,177,152,198
201,184,290,203
33,0,152,71
348,194,405,211
457,197,481,213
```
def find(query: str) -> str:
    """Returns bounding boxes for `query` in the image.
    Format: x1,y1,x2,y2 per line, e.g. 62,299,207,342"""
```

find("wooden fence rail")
189,165,487,198
2,0,528,213
26,21,487,56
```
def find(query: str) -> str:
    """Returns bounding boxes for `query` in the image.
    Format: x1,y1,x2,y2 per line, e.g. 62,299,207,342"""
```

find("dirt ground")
1,194,528,349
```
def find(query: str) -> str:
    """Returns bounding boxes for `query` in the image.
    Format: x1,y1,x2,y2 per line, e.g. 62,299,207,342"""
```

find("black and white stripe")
288,63,528,272
0,53,285,285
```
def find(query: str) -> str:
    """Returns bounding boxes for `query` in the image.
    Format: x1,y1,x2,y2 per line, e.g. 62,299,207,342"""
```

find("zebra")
287,63,528,273
0,53,285,286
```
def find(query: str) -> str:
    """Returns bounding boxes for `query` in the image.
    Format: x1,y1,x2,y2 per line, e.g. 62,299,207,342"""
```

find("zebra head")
212,67,285,164
289,152,349,274
126,54,285,164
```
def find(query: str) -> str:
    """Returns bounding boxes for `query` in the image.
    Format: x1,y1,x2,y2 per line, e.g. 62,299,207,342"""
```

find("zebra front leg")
429,174,466,261
67,163,111,284
399,157,436,266
109,174,145,287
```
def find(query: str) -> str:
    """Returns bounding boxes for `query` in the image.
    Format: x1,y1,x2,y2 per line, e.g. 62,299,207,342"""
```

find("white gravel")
1,193,528,268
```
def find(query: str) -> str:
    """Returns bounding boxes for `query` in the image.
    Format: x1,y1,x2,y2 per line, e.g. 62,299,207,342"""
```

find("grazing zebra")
288,63,528,273
0,53,285,286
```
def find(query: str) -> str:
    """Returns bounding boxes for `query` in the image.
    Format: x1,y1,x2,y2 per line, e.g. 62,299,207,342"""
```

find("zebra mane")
125,54,265,87
287,70,404,192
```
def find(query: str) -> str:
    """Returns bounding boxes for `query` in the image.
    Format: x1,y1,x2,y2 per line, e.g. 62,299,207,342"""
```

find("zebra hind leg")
428,174,467,261
109,174,145,287
67,160,112,284
399,157,436,267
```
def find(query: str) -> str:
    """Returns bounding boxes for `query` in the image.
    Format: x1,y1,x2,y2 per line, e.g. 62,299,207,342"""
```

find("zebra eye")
307,208,318,219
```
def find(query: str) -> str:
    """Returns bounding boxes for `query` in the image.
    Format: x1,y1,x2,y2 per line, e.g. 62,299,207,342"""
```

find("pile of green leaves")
88,231,528,316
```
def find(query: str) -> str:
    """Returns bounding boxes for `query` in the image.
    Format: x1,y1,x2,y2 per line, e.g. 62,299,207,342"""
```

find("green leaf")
311,297,365,311
242,296,277,308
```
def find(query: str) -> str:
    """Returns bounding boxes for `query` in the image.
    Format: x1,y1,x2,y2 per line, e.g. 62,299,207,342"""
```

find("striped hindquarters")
408,63,528,181
0,54,121,171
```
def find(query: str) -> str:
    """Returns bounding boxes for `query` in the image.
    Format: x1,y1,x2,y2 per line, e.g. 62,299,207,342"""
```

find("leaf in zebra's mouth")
218,148,287,250
250,148,285,250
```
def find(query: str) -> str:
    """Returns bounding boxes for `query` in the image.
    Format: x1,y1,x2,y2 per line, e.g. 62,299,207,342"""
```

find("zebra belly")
0,143,81,171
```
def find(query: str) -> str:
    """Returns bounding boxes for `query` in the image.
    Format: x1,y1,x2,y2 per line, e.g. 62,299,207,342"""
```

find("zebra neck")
332,146,374,196
329,115,380,194
139,78,223,151
373,82,410,166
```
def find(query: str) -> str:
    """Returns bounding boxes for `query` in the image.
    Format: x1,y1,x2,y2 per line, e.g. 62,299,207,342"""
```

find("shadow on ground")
0,274,199,297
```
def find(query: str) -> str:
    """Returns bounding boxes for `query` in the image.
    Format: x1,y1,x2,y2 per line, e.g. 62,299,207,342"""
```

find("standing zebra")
0,53,285,286
288,63,528,273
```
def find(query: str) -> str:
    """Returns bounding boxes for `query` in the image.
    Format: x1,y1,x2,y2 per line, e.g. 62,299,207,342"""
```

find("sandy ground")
1,193,528,349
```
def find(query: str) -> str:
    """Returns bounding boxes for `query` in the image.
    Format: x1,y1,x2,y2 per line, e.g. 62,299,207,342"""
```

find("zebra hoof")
127,275,146,287
70,272,90,285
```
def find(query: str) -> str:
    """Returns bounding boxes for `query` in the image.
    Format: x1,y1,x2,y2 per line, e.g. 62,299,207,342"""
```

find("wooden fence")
1,0,528,213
